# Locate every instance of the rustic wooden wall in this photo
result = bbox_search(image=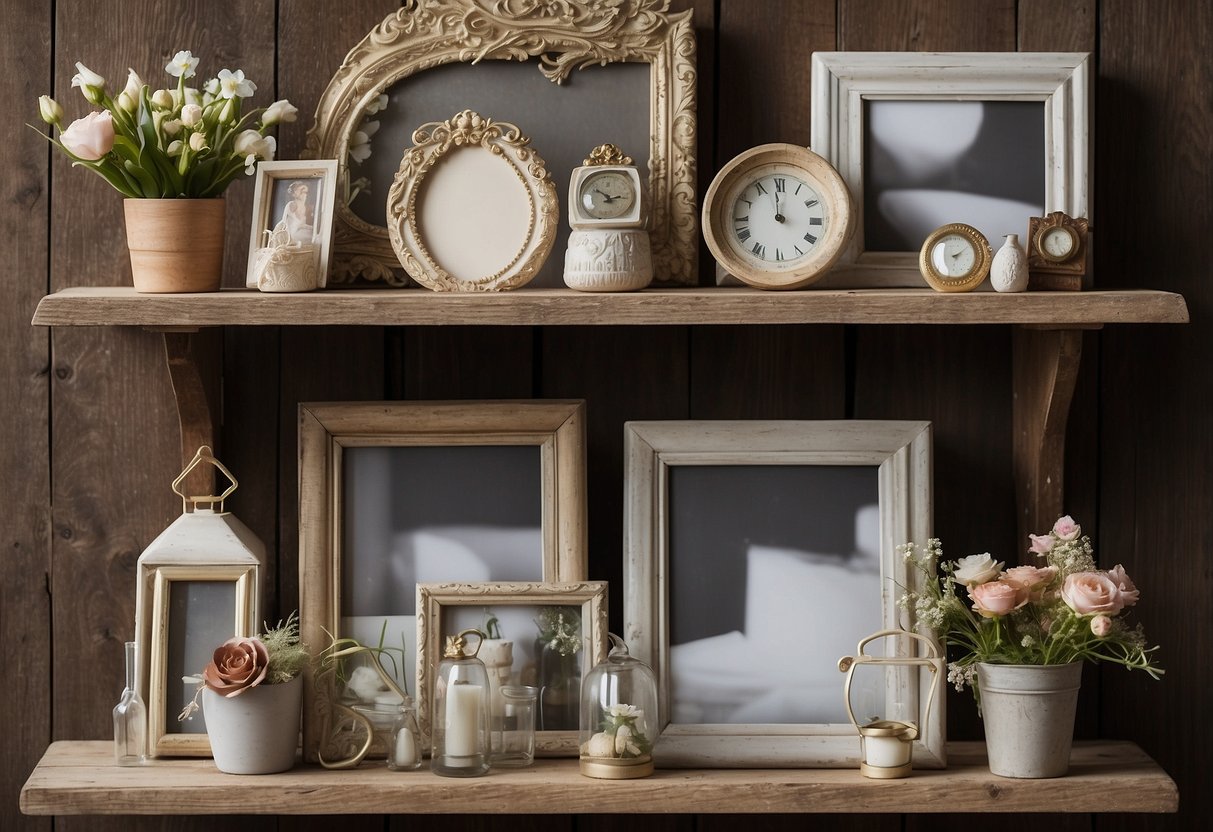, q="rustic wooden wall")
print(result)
[2,1,1209,830]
